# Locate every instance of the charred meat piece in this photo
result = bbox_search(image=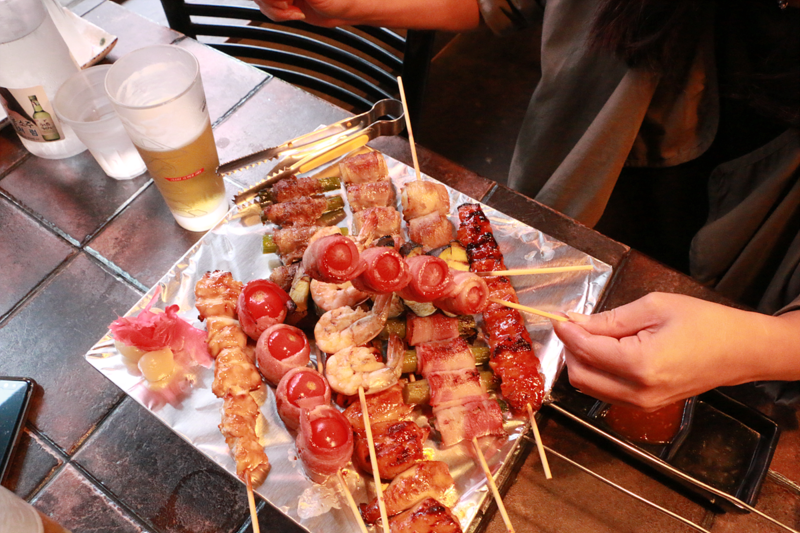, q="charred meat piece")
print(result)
[389,498,463,533]
[353,420,429,480]
[362,461,454,523]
